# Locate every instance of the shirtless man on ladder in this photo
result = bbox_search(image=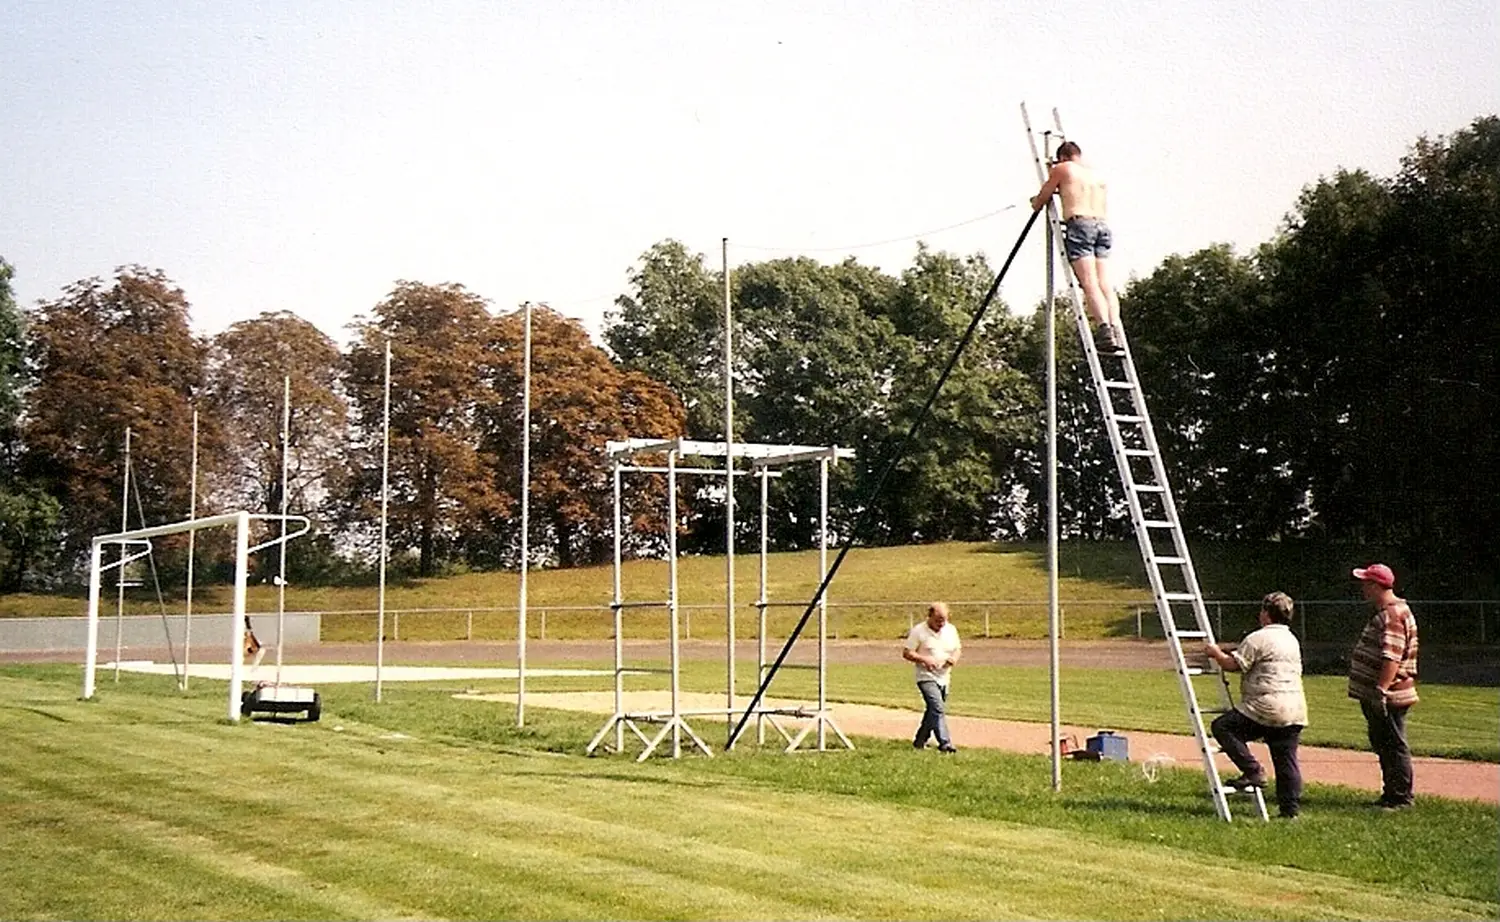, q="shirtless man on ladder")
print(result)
[1030,141,1124,354]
